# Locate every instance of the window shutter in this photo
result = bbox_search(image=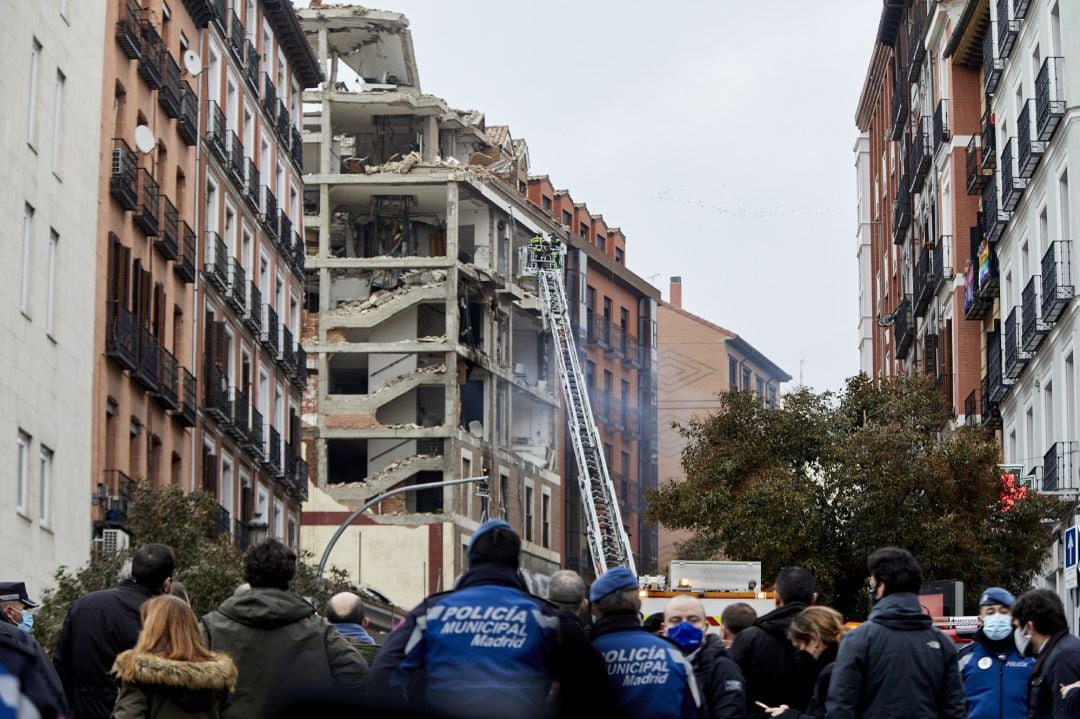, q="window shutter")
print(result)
[214,320,228,372]
[107,234,119,304]
[204,317,219,375]
[140,268,152,327]
[118,243,132,308]
[152,282,165,339]
[289,407,299,446]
